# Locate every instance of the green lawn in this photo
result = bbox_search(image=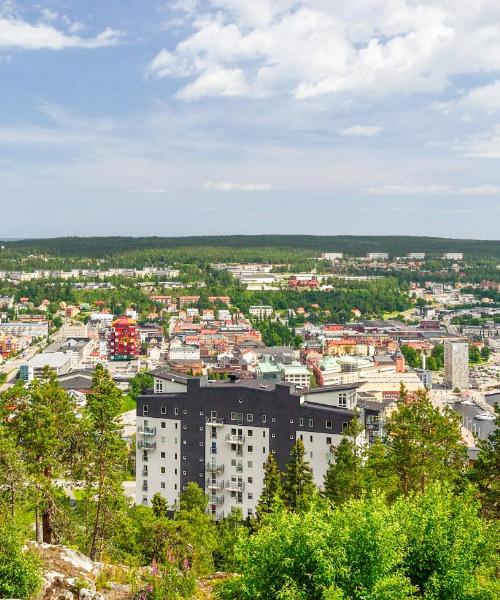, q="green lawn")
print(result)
[120,394,136,413]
